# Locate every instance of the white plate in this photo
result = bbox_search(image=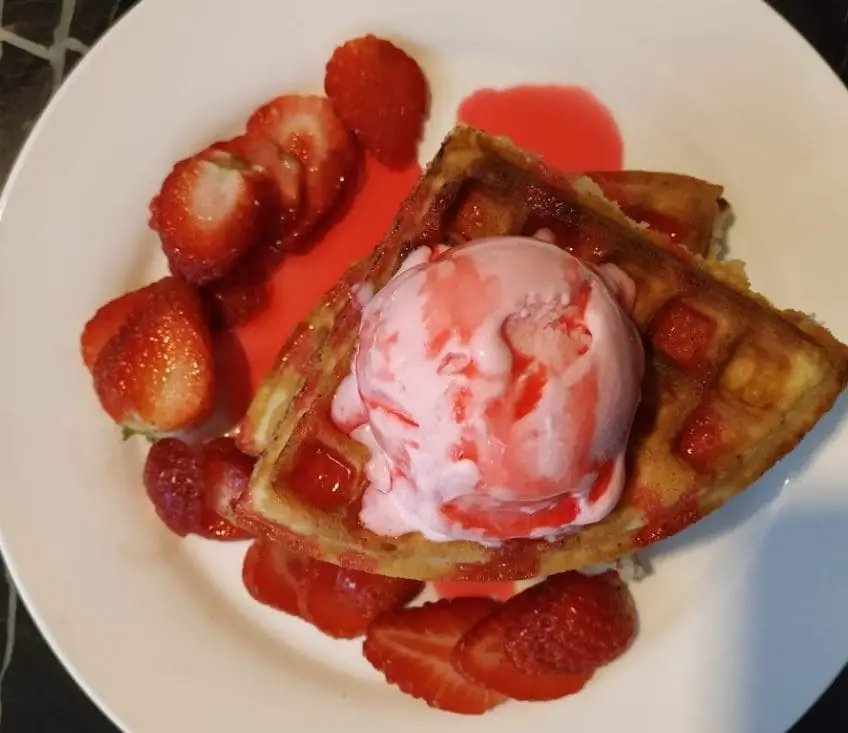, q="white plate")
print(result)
[1,0,848,730]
